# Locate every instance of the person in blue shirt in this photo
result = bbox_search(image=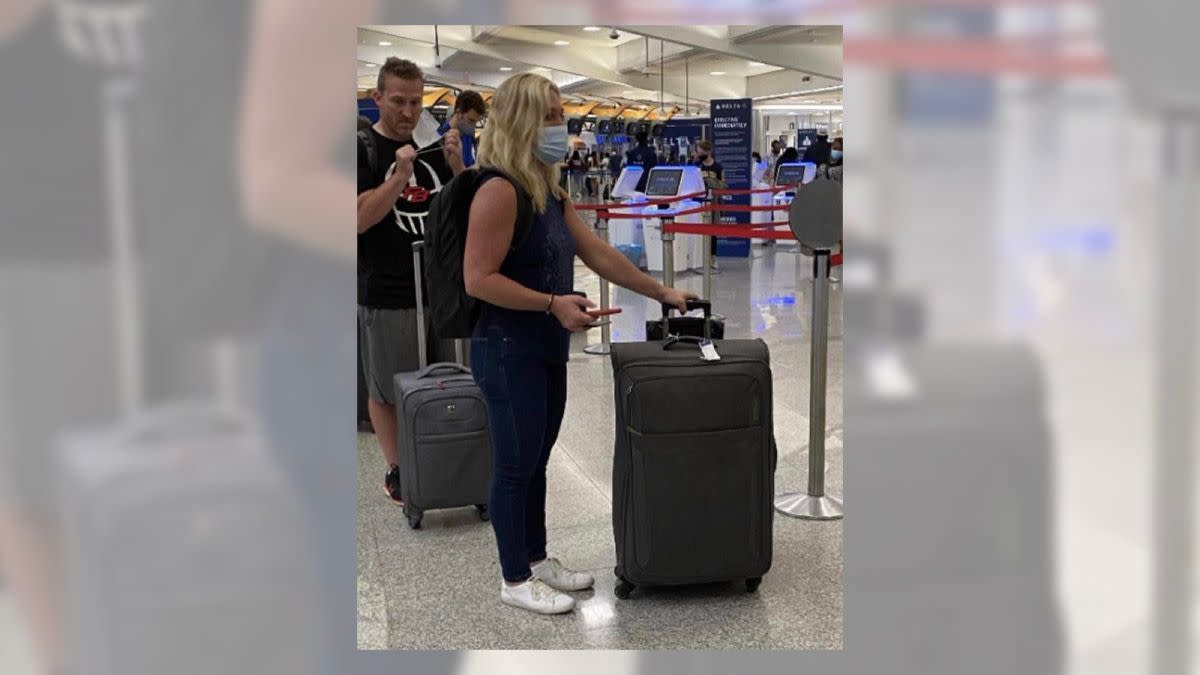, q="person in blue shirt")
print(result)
[625,130,658,193]
[438,90,487,168]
